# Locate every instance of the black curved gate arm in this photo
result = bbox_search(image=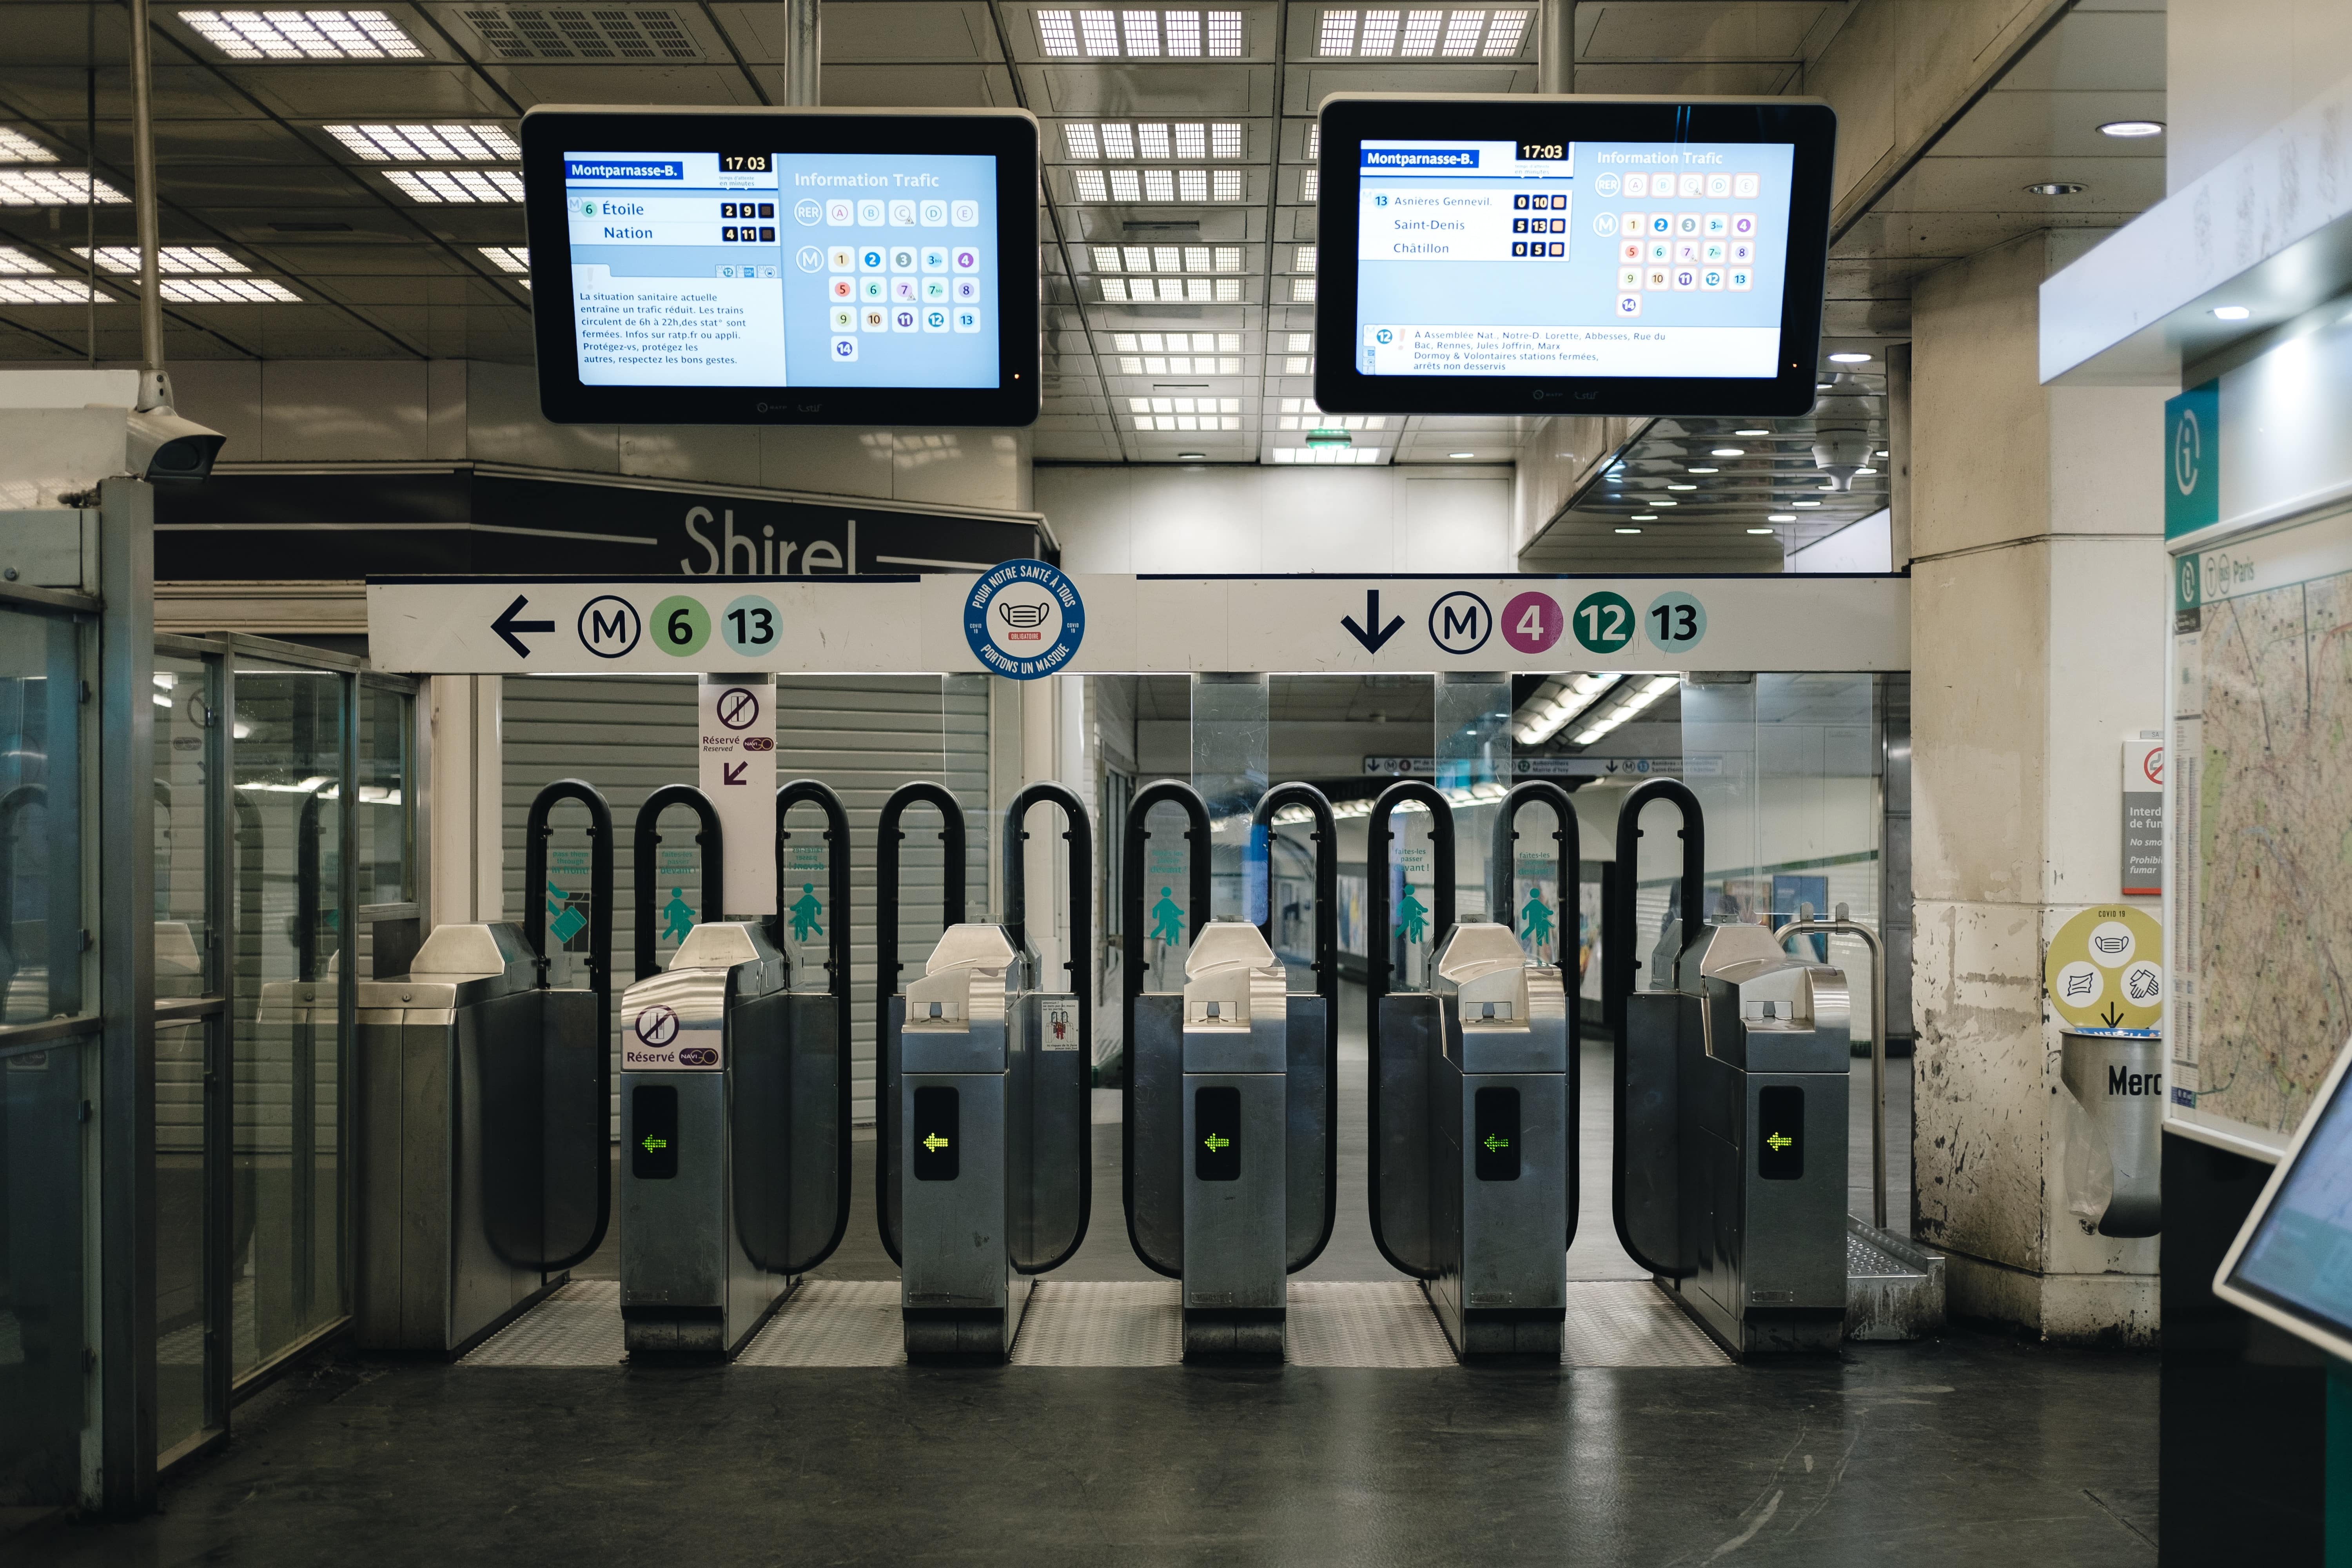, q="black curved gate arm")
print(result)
[778,779,855,1272]
[1492,780,1579,1251]
[1003,781,1094,1274]
[1604,777,1704,1279]
[1365,780,1456,1281]
[873,781,967,1268]
[522,779,616,1272]
[1120,779,1211,1280]
[633,785,724,982]
[1253,783,1339,1272]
